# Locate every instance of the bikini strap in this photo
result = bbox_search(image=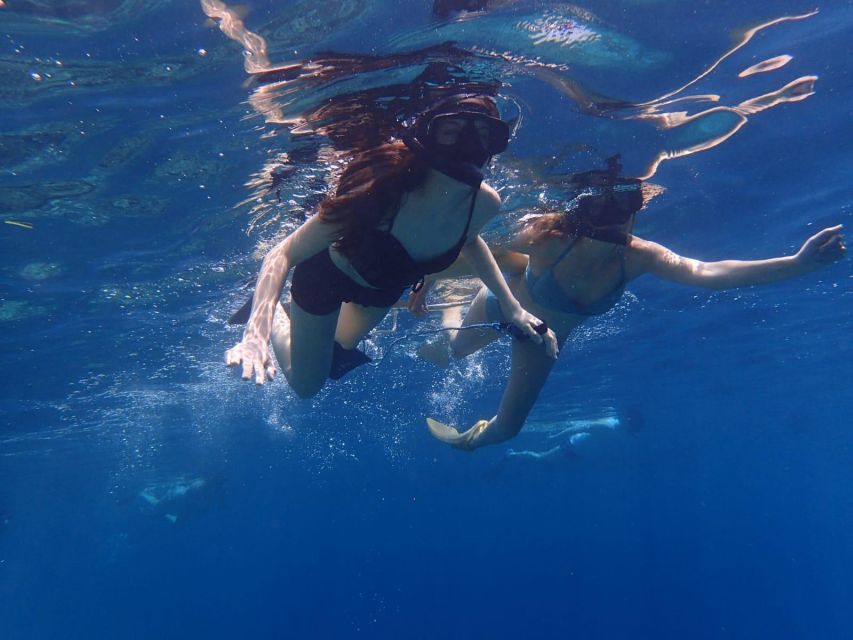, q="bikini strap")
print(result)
[460,187,477,241]
[385,205,401,233]
[549,236,580,270]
